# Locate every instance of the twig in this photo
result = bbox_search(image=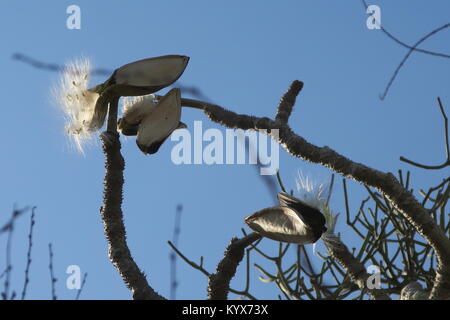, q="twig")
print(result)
[276,170,287,193]
[170,204,183,300]
[361,0,450,59]
[21,207,36,300]
[48,243,57,300]
[400,98,449,169]
[75,272,88,300]
[1,207,28,300]
[378,24,450,100]
[2,222,13,300]
[361,1,450,100]
[0,207,28,235]
[167,241,210,277]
